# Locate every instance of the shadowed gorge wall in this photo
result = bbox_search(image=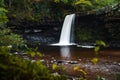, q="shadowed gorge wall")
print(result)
[7,11,120,47]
